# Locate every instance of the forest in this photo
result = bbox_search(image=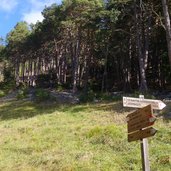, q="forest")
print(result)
[0,0,171,94]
